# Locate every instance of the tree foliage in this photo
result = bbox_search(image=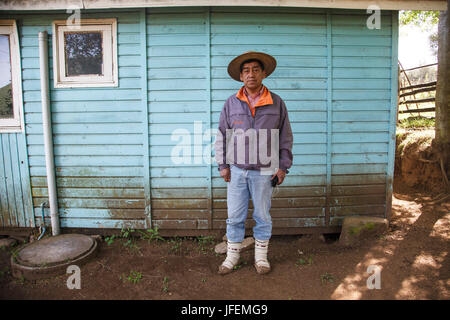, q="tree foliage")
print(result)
[400,10,440,30]
[400,10,440,56]
[64,32,103,76]
[0,83,13,118]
